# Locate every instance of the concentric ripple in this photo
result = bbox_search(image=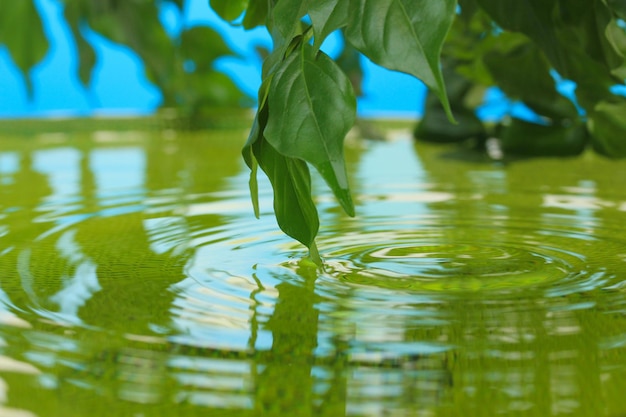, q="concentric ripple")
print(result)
[3,129,626,416]
[315,215,621,297]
